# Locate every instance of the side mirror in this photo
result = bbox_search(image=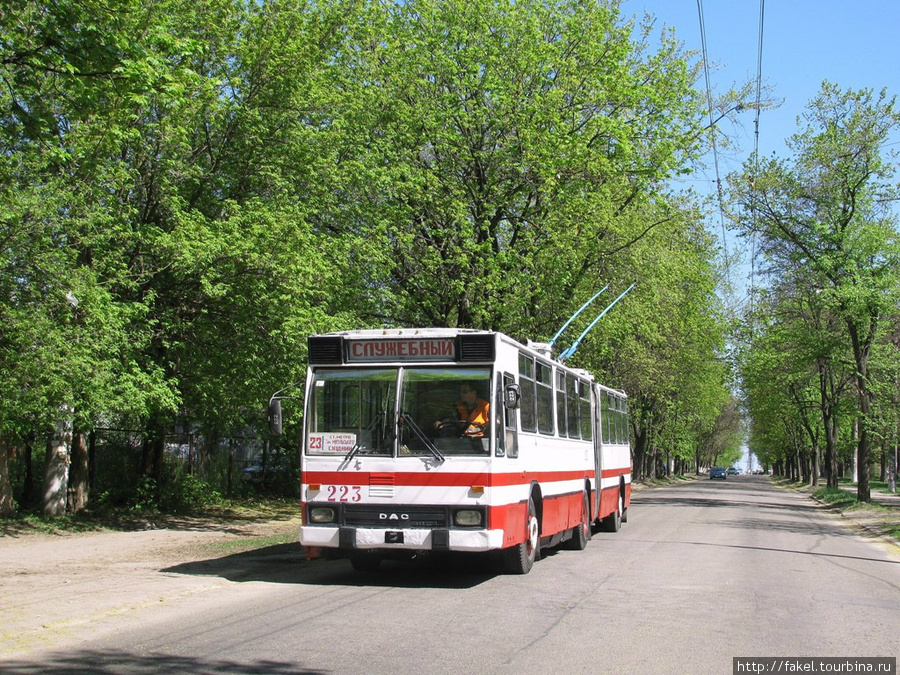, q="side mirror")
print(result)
[504,383,521,409]
[268,398,283,436]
